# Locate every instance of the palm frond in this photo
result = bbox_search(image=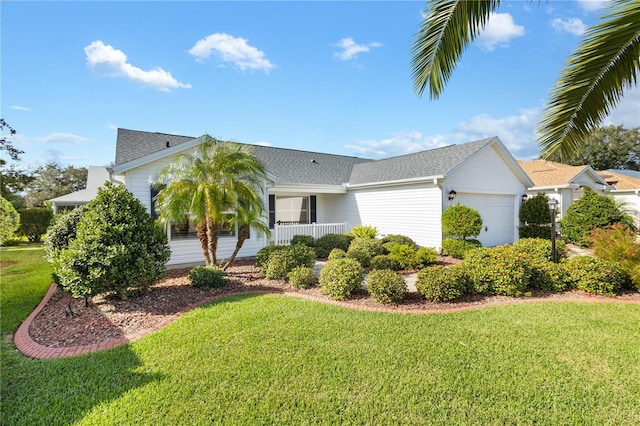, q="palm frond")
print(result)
[411,0,501,99]
[538,0,640,160]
